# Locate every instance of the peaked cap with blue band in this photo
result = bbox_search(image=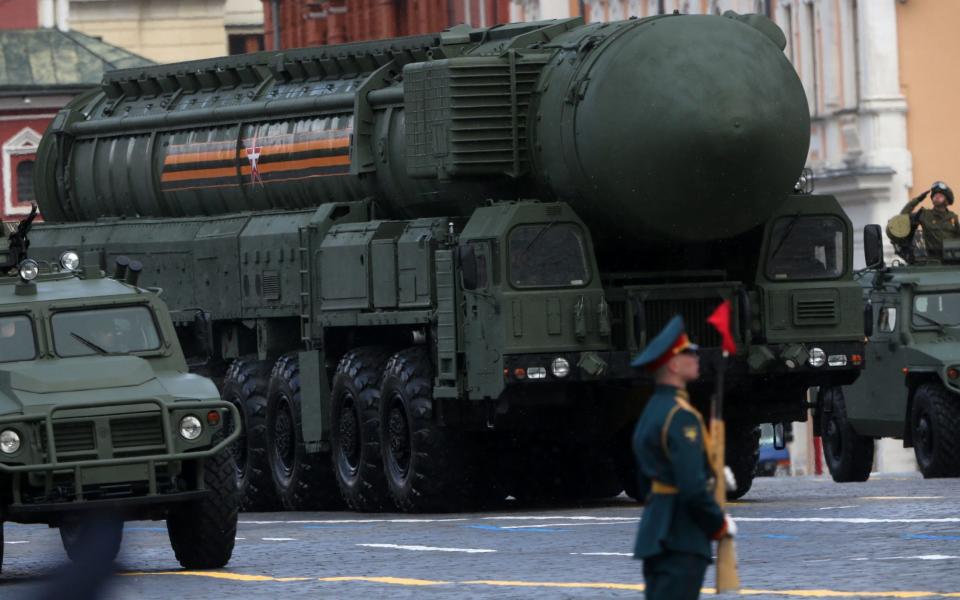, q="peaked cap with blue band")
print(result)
[630,315,699,370]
